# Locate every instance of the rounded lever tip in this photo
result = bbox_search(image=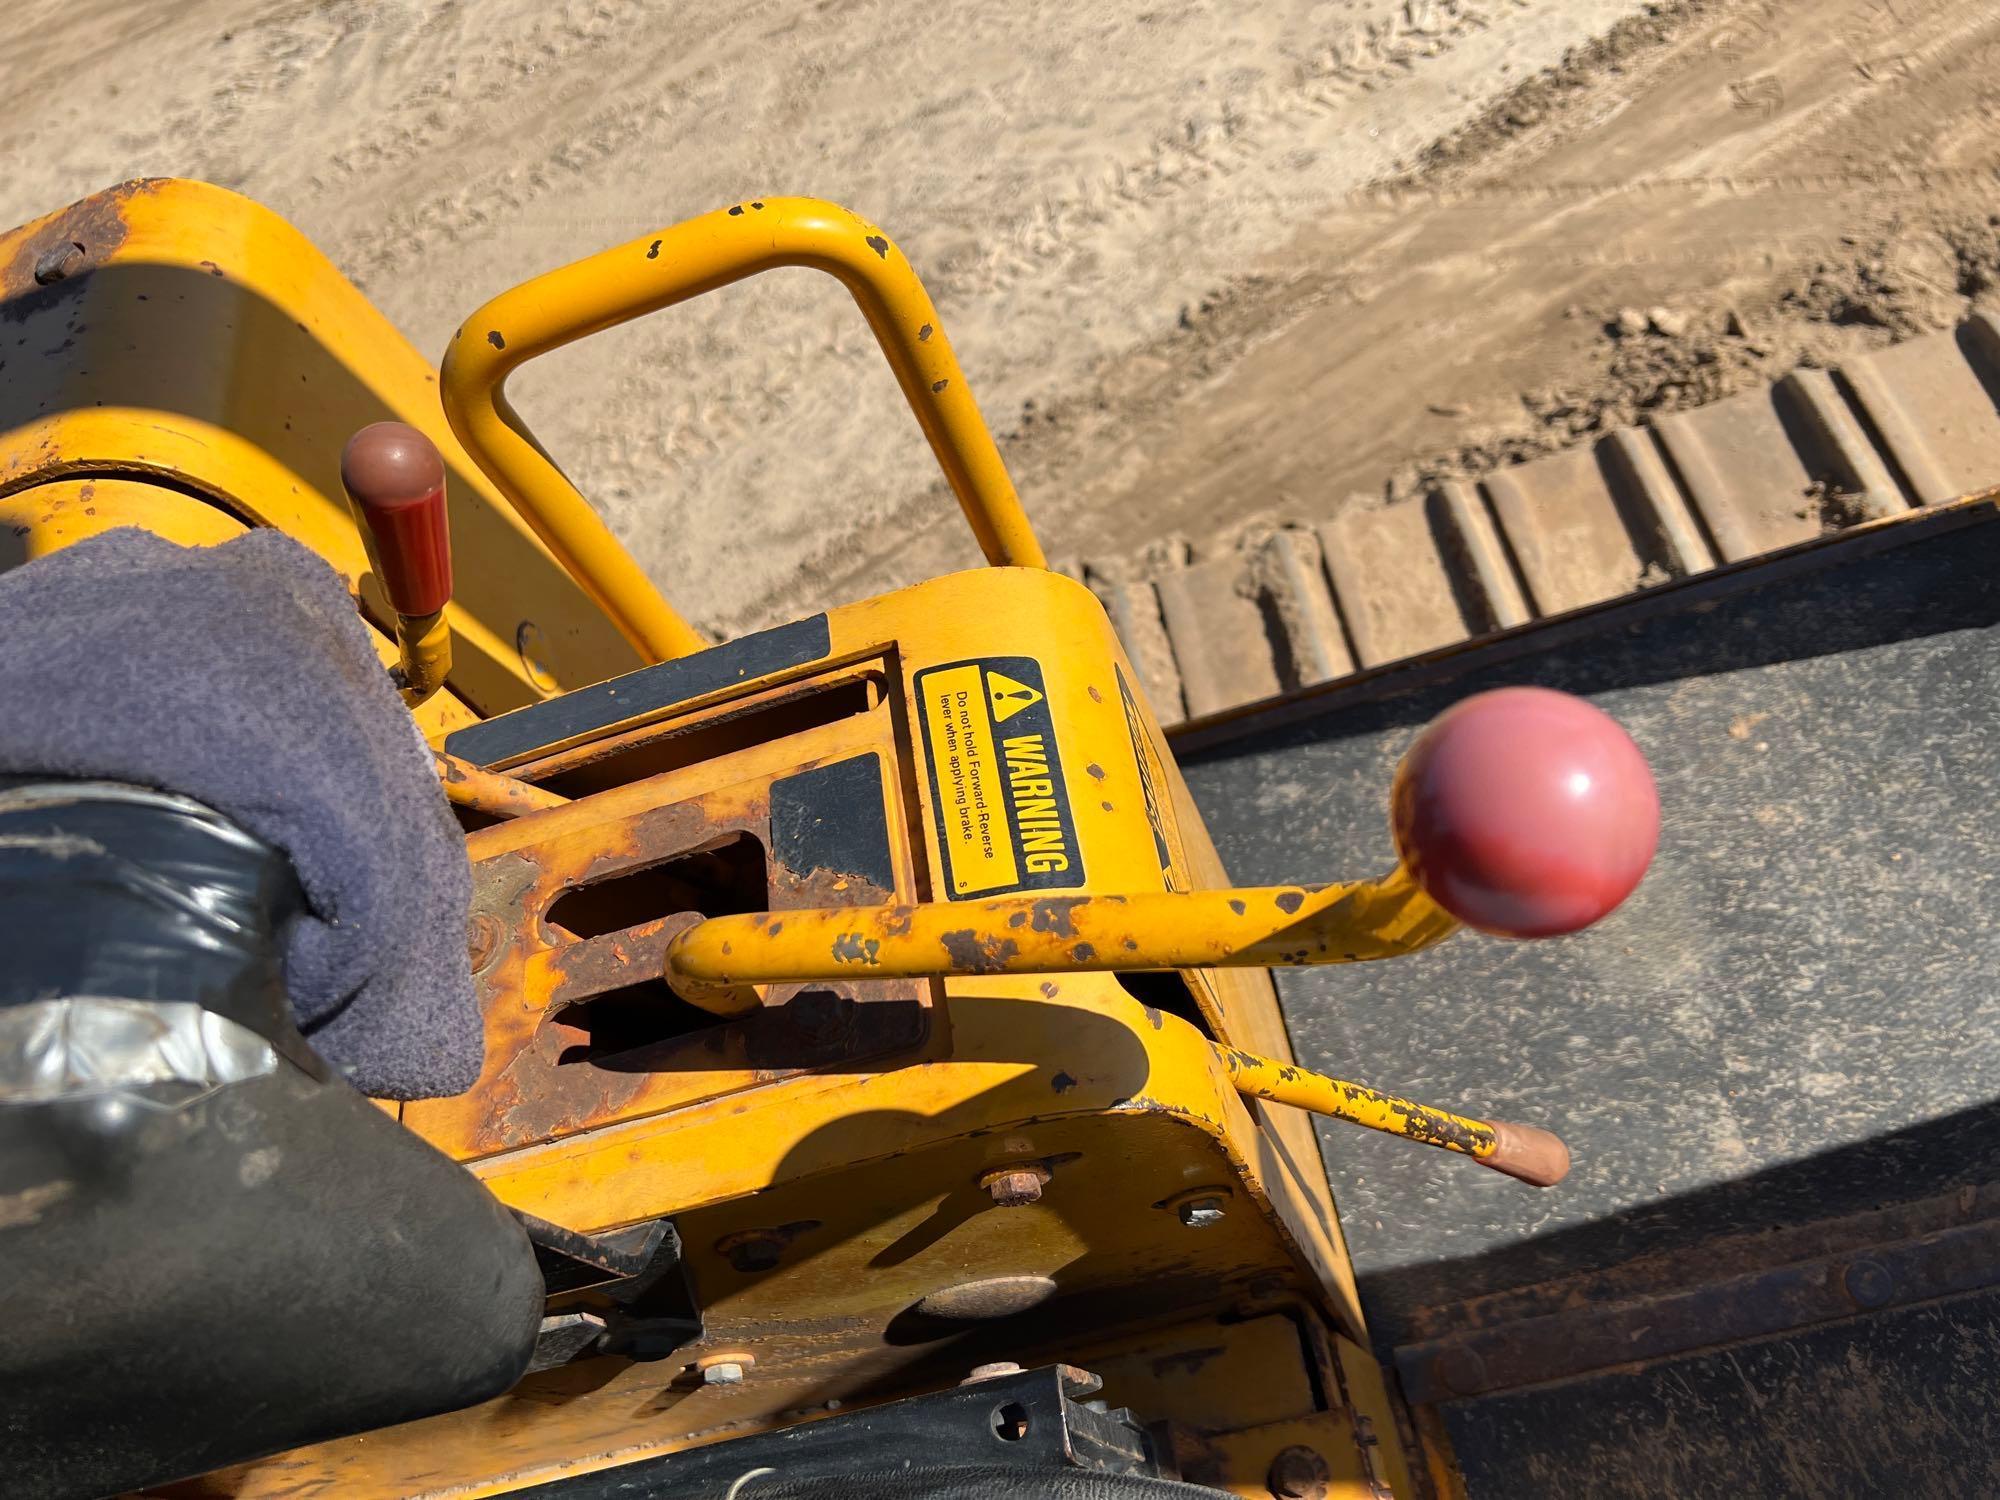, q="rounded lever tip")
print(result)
[341,421,452,617]
[1392,685,1659,937]
[1480,1121,1572,1187]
